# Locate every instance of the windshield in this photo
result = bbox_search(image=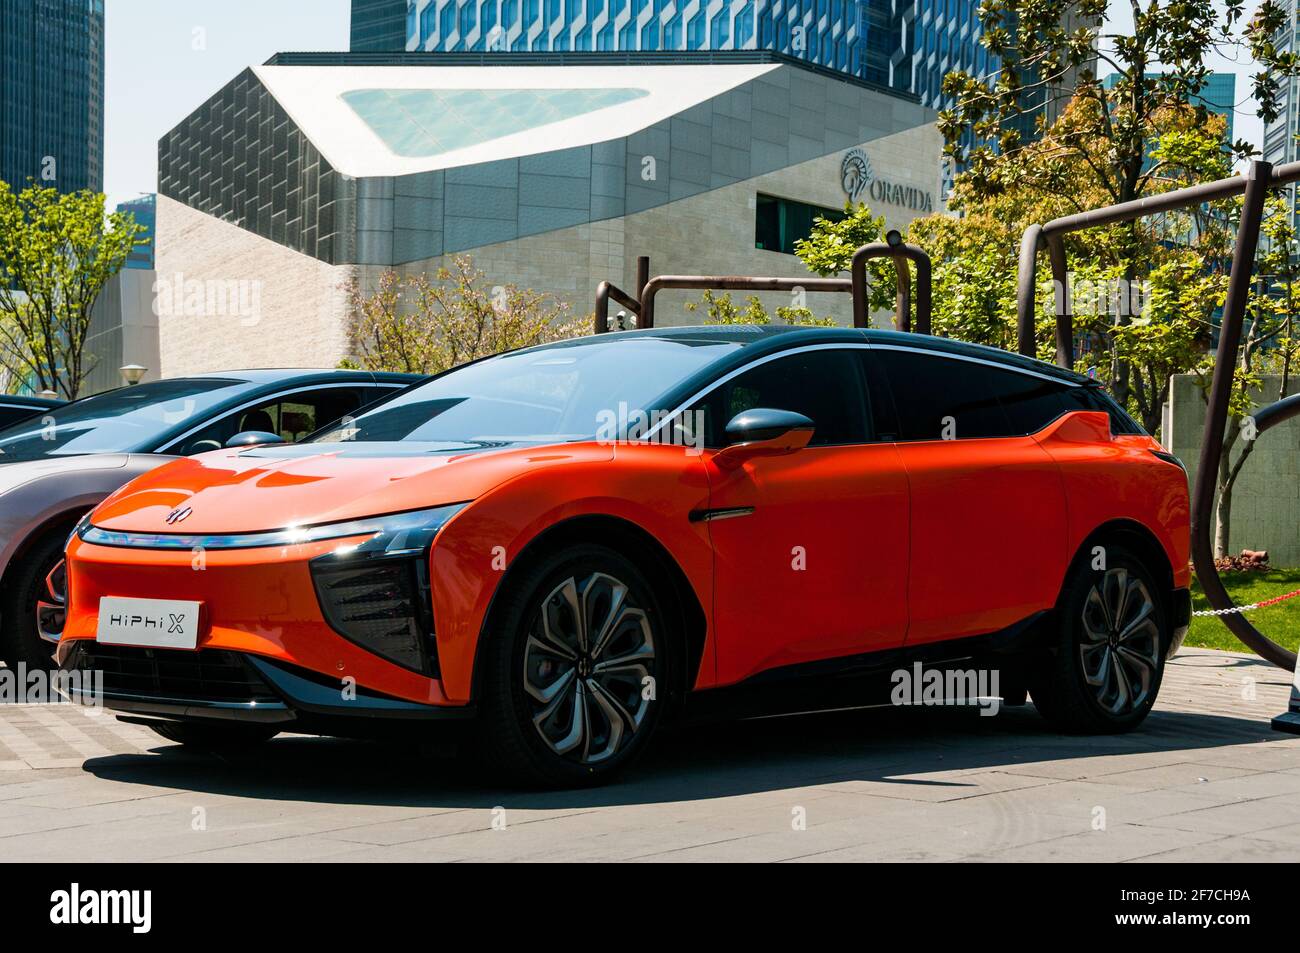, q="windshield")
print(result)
[0,378,252,462]
[308,337,740,446]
